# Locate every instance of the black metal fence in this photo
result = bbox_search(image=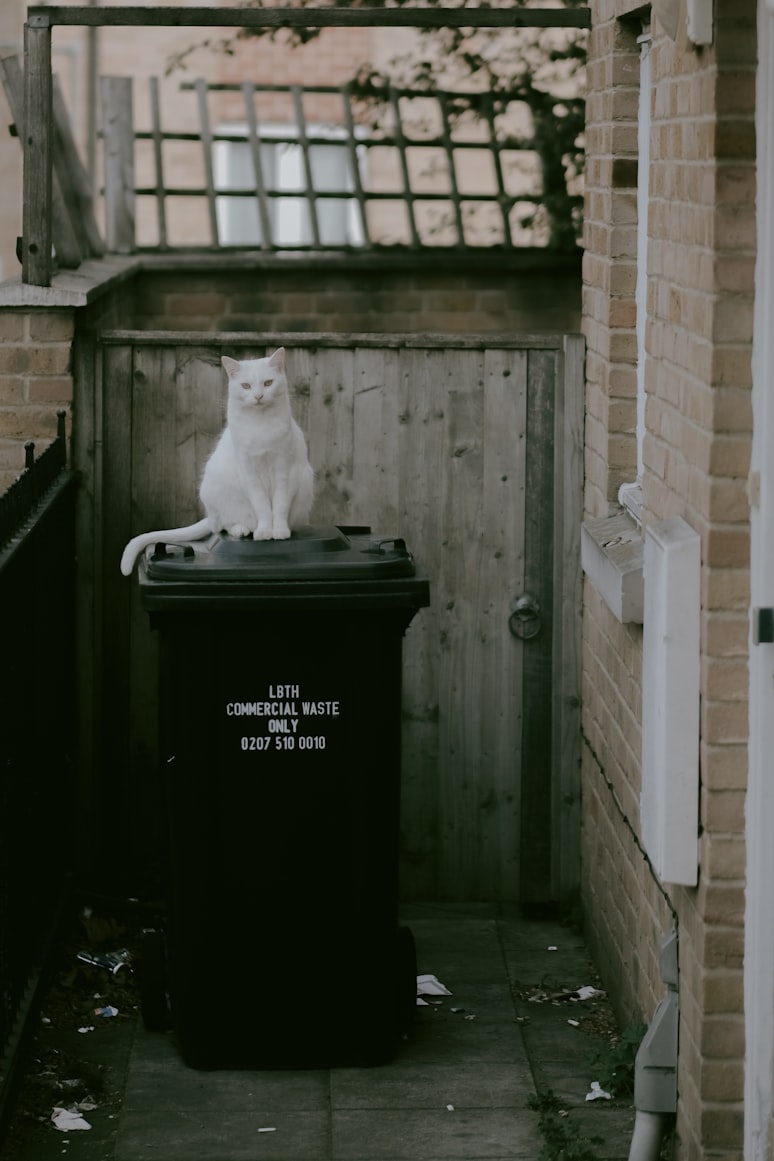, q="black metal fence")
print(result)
[0,413,77,1123]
